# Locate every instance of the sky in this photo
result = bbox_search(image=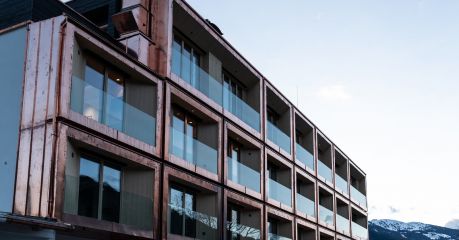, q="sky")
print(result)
[186,0,459,226]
